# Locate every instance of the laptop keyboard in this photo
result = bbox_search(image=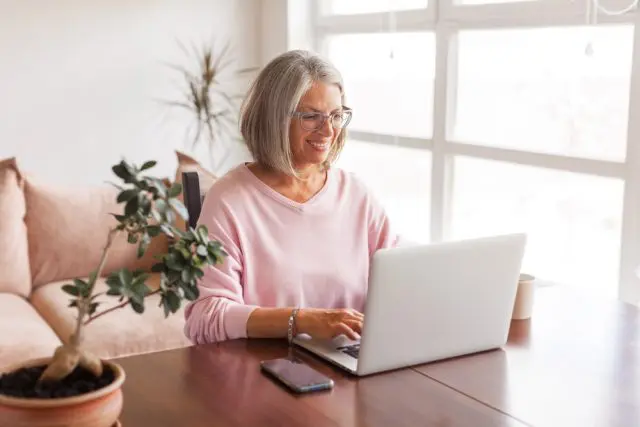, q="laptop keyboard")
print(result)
[337,344,360,359]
